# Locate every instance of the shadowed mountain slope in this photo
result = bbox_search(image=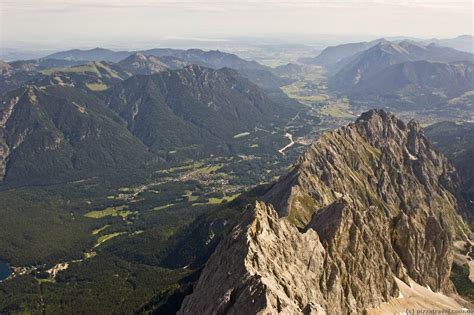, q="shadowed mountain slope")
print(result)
[104,65,302,155]
[0,85,155,186]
